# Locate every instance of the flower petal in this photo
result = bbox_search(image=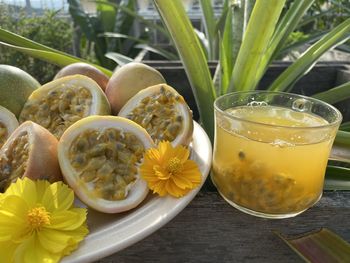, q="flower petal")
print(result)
[171,174,193,189]
[38,226,88,255]
[5,178,38,206]
[151,181,168,196]
[0,195,29,242]
[15,234,61,263]
[0,240,18,262]
[172,145,190,163]
[48,209,87,231]
[41,182,74,213]
[165,180,184,198]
